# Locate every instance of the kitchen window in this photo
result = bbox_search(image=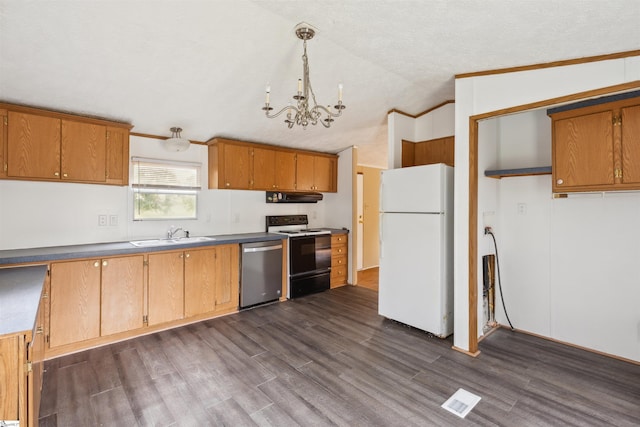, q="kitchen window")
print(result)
[132,157,201,220]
